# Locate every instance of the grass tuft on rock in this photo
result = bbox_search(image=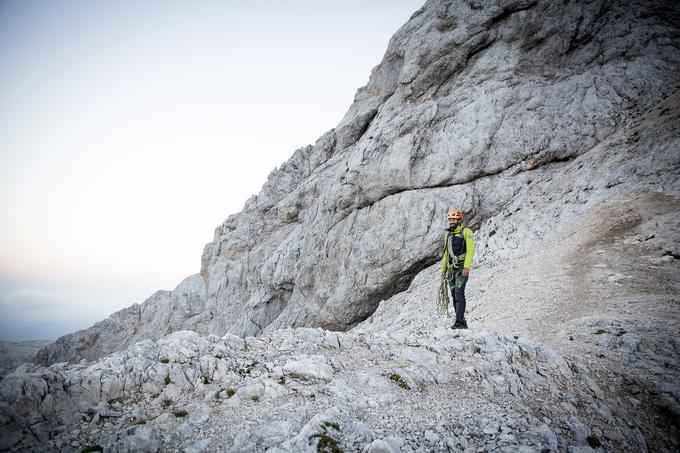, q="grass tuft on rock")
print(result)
[159,357,169,364]
[389,373,410,390]
[173,409,188,418]
[164,376,171,385]
[587,434,602,448]
[226,387,235,398]
[131,418,146,425]
[310,424,343,453]
[594,329,607,335]
[251,394,260,402]
[161,399,173,408]
[80,446,103,453]
[321,421,341,431]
